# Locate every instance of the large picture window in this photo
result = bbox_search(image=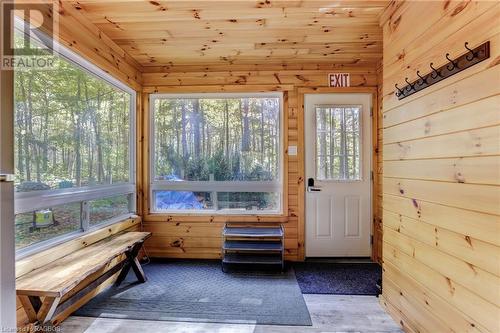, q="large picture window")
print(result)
[13,24,136,254]
[150,93,282,214]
